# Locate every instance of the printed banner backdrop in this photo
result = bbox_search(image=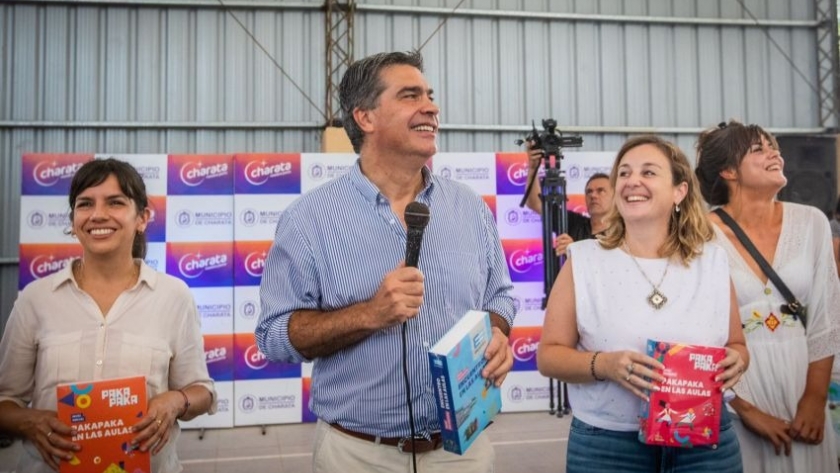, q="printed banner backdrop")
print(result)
[19,150,614,427]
